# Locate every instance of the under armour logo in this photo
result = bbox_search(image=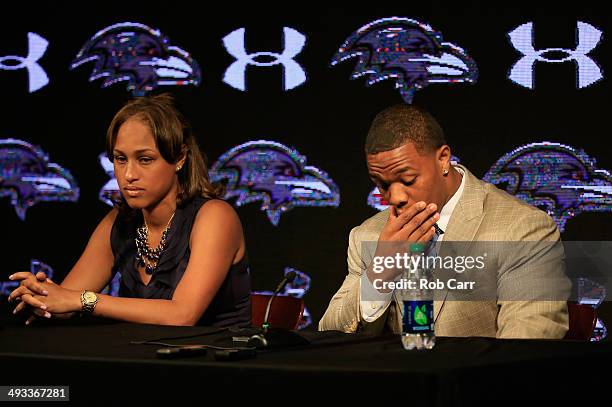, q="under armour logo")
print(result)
[508,21,603,89]
[222,27,307,91]
[0,32,49,93]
